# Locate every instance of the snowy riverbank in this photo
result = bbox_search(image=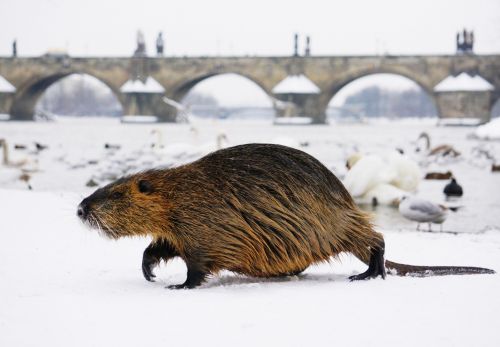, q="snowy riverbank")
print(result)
[1,117,500,346]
